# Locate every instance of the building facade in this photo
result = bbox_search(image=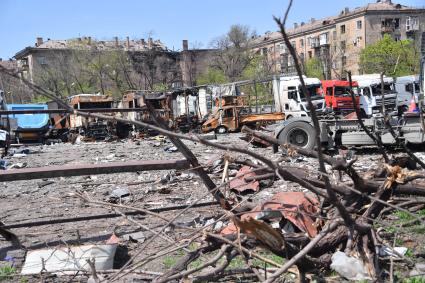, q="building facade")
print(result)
[252,0,425,78]
[14,36,215,98]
